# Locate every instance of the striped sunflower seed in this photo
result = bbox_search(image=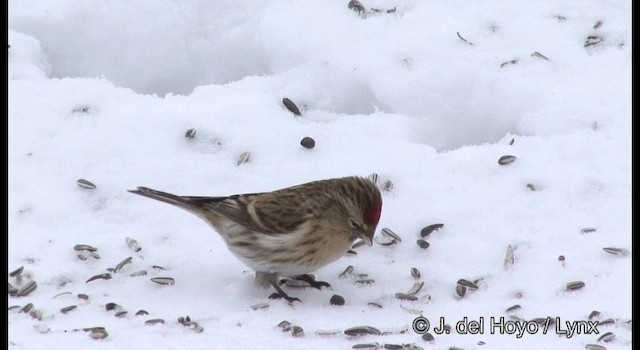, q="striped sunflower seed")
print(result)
[395,293,418,301]
[505,304,521,313]
[152,265,167,271]
[114,257,133,273]
[237,152,251,166]
[9,266,24,277]
[129,270,147,277]
[340,265,354,278]
[115,310,128,318]
[416,239,430,249]
[86,274,111,283]
[291,325,305,337]
[457,279,479,290]
[145,319,165,326]
[76,179,97,189]
[410,267,420,279]
[588,310,600,320]
[422,333,435,341]
[420,224,444,237]
[74,244,98,252]
[278,320,291,331]
[77,293,89,300]
[60,305,77,314]
[355,279,375,285]
[344,326,382,336]
[352,342,380,349]
[602,247,628,256]
[135,310,149,316]
[29,309,43,320]
[381,228,401,242]
[367,173,378,184]
[282,98,302,116]
[581,228,597,234]
[20,303,34,313]
[383,344,403,350]
[584,36,604,48]
[151,277,175,285]
[498,155,517,165]
[53,291,73,298]
[406,282,424,296]
[584,344,606,350]
[598,332,615,342]
[315,329,342,336]
[455,285,466,298]
[566,281,585,291]
[352,240,368,249]
[185,128,197,139]
[250,302,269,310]
[16,280,37,297]
[126,237,142,252]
